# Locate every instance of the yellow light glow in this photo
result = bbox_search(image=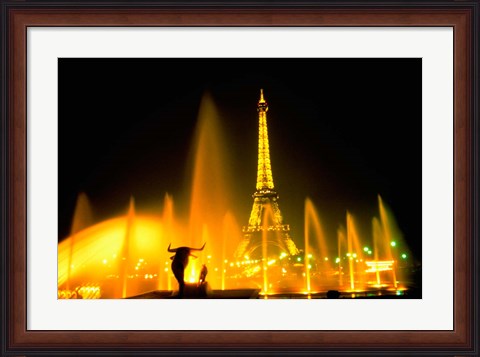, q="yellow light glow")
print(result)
[365,260,394,273]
